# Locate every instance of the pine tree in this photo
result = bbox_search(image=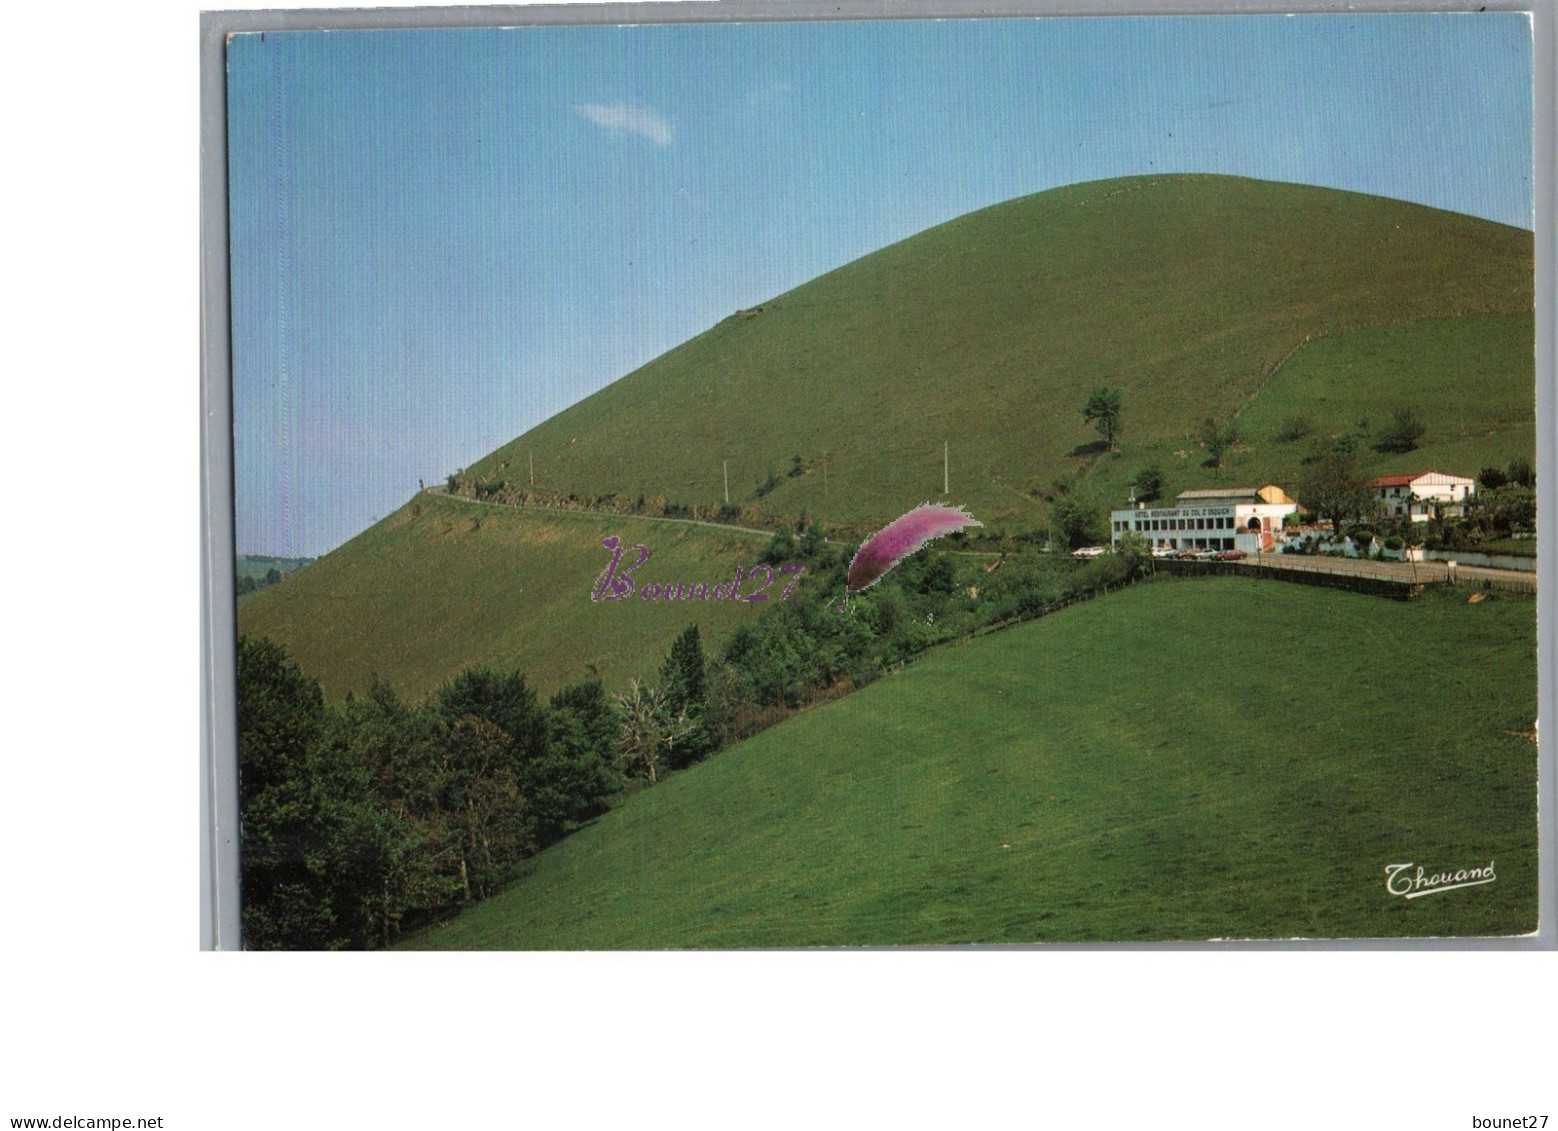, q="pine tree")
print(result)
[660,624,709,767]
